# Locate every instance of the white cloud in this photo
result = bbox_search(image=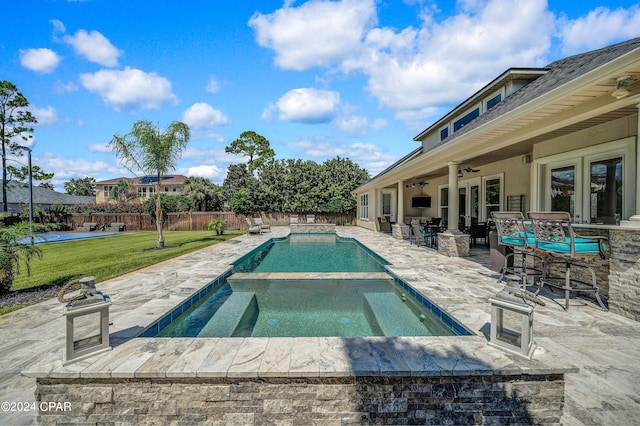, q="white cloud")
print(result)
[206,77,220,93]
[30,106,58,126]
[249,0,377,70]
[288,137,390,175]
[371,118,388,131]
[79,67,178,111]
[88,143,111,153]
[336,115,368,137]
[19,48,61,73]
[185,164,224,179]
[253,0,556,128]
[182,102,230,139]
[64,29,122,67]
[276,88,340,123]
[557,6,640,55]
[38,152,111,190]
